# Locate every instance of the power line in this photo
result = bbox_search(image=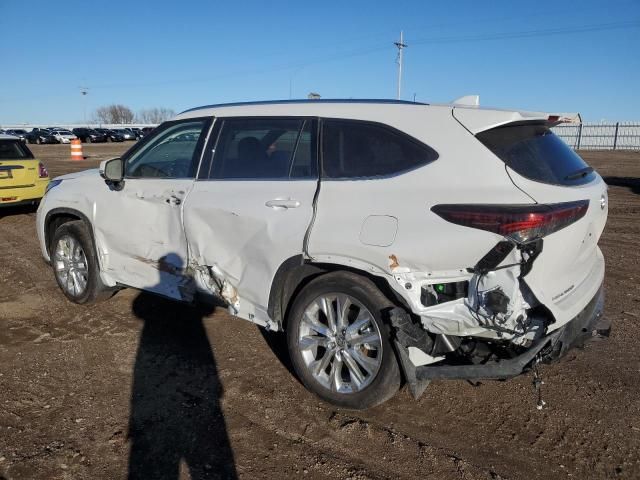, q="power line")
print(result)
[29,19,640,95]
[411,20,640,46]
